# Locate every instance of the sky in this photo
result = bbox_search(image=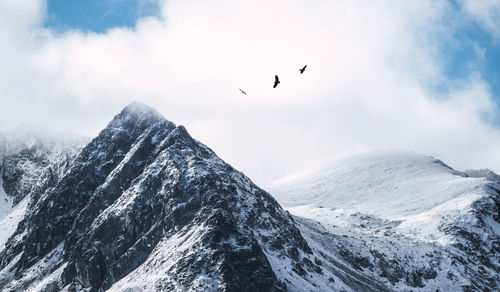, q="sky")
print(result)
[0,0,500,184]
[44,0,160,33]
